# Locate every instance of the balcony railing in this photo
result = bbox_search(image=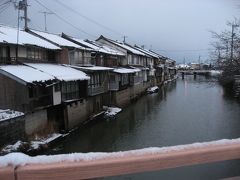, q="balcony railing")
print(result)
[0,57,11,64]
[88,86,105,96]
[109,82,119,91]
[29,95,53,110]
[130,76,143,85]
